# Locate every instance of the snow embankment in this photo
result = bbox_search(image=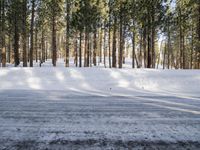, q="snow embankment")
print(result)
[0,68,199,97]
